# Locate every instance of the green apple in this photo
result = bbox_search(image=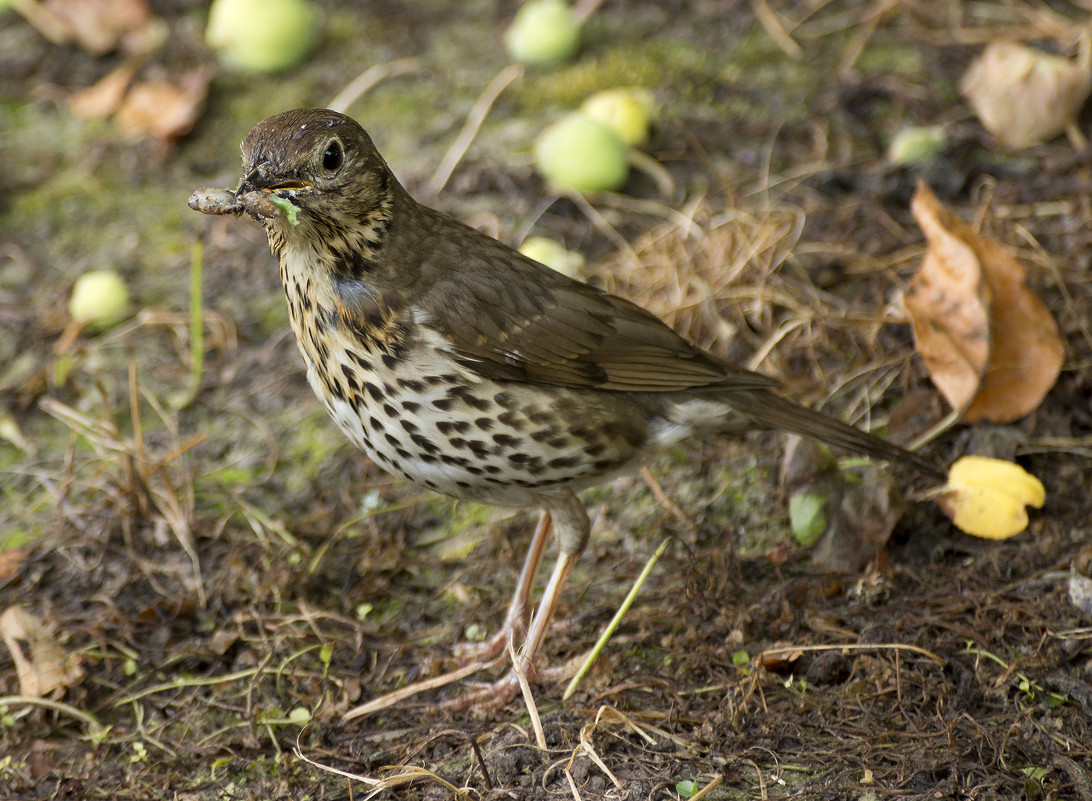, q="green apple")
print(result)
[887,125,947,166]
[534,113,628,192]
[581,88,655,147]
[504,0,579,67]
[69,270,130,328]
[206,0,316,73]
[518,236,585,279]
